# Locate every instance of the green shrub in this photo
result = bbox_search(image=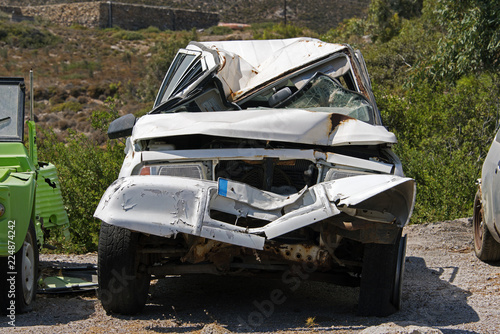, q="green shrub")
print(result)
[48,90,69,105]
[50,101,82,113]
[87,84,106,99]
[252,23,315,40]
[0,20,59,48]
[321,17,366,47]
[140,26,161,34]
[70,24,88,30]
[206,25,233,35]
[112,30,144,41]
[430,0,500,81]
[37,100,124,253]
[378,74,500,223]
[0,47,7,59]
